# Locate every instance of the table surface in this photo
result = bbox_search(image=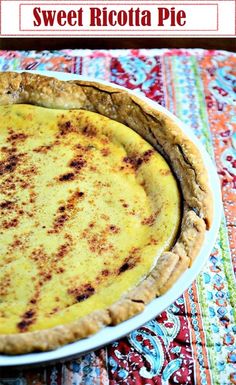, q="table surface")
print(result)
[0,48,235,385]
